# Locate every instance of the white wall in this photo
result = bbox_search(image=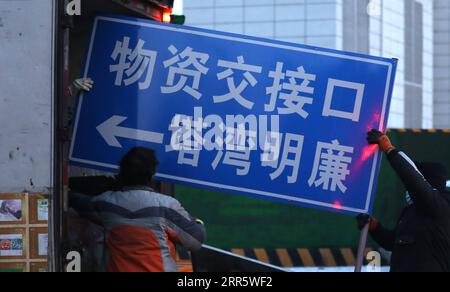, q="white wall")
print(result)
[0,0,55,193]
